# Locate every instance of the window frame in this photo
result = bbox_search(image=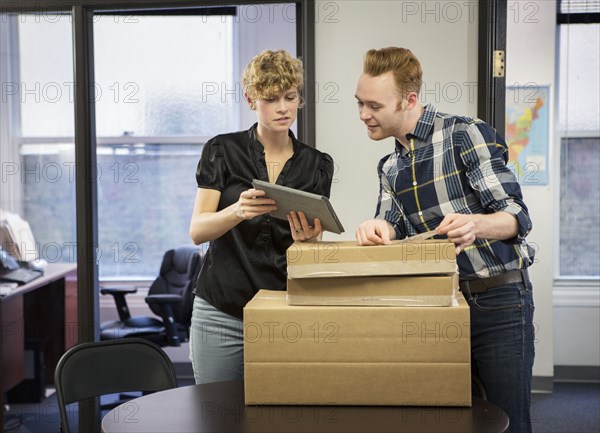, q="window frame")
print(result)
[554,7,600,283]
